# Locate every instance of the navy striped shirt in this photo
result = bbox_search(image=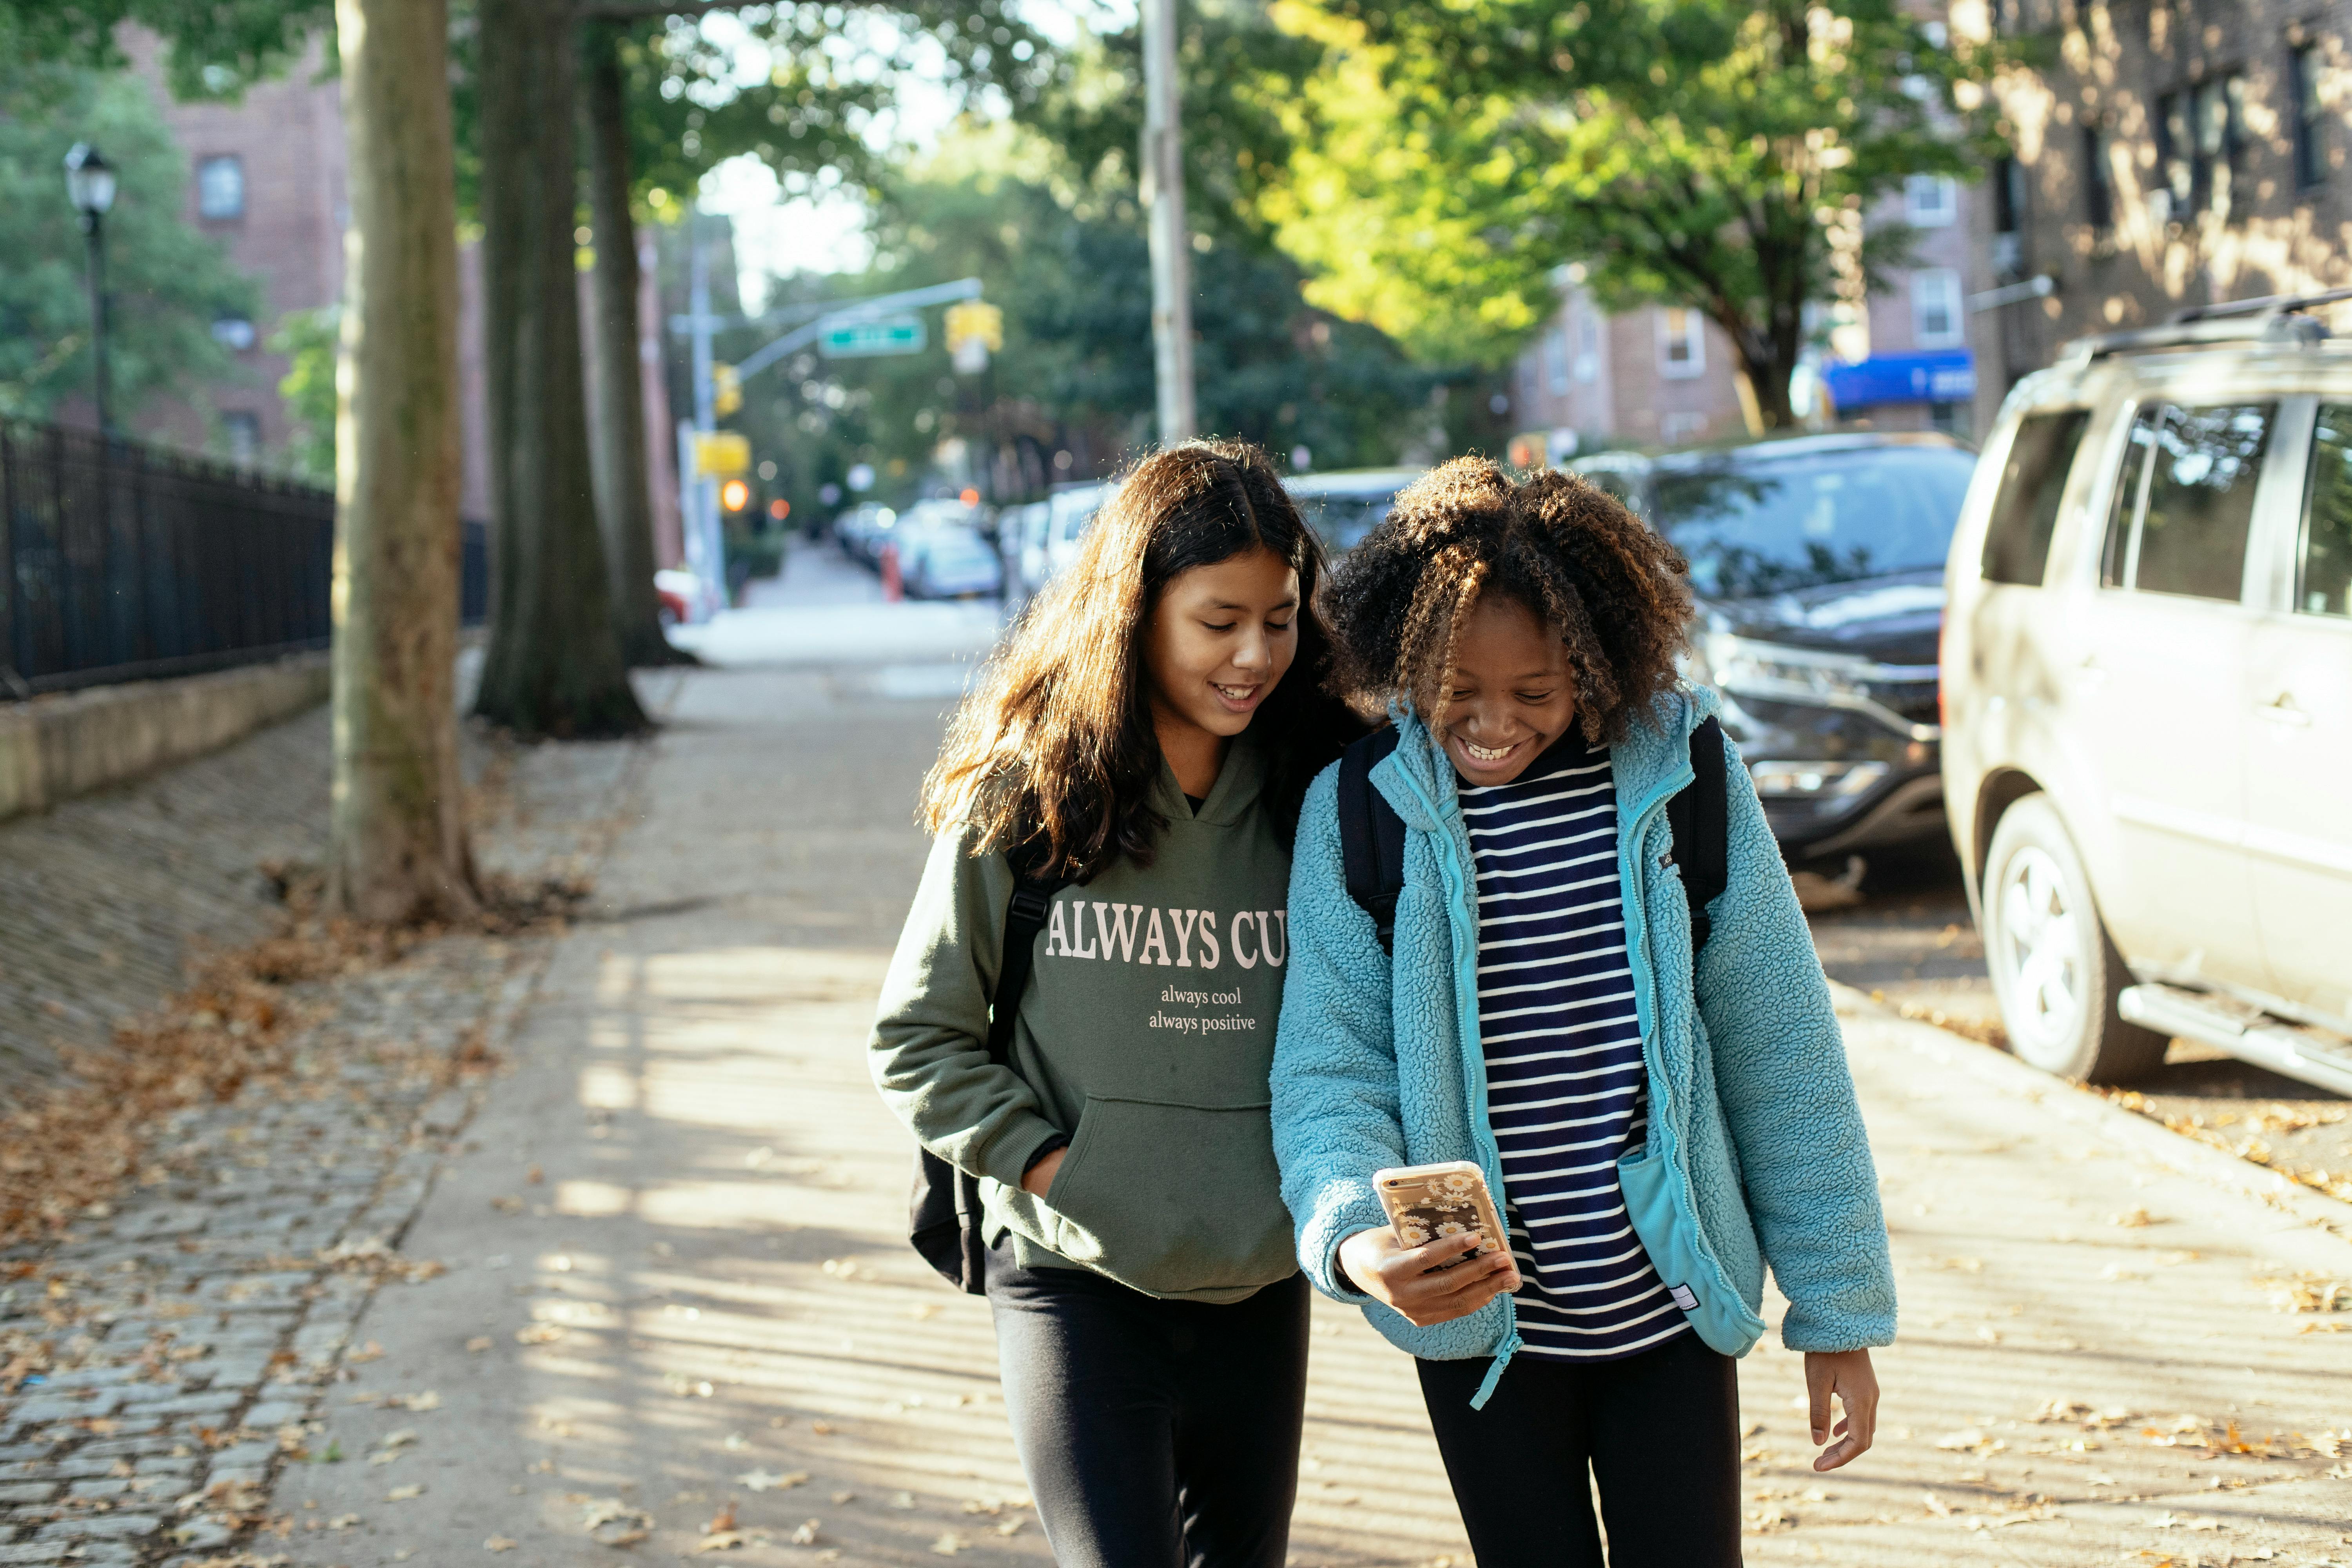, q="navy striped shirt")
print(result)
[1459,730,1689,1361]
